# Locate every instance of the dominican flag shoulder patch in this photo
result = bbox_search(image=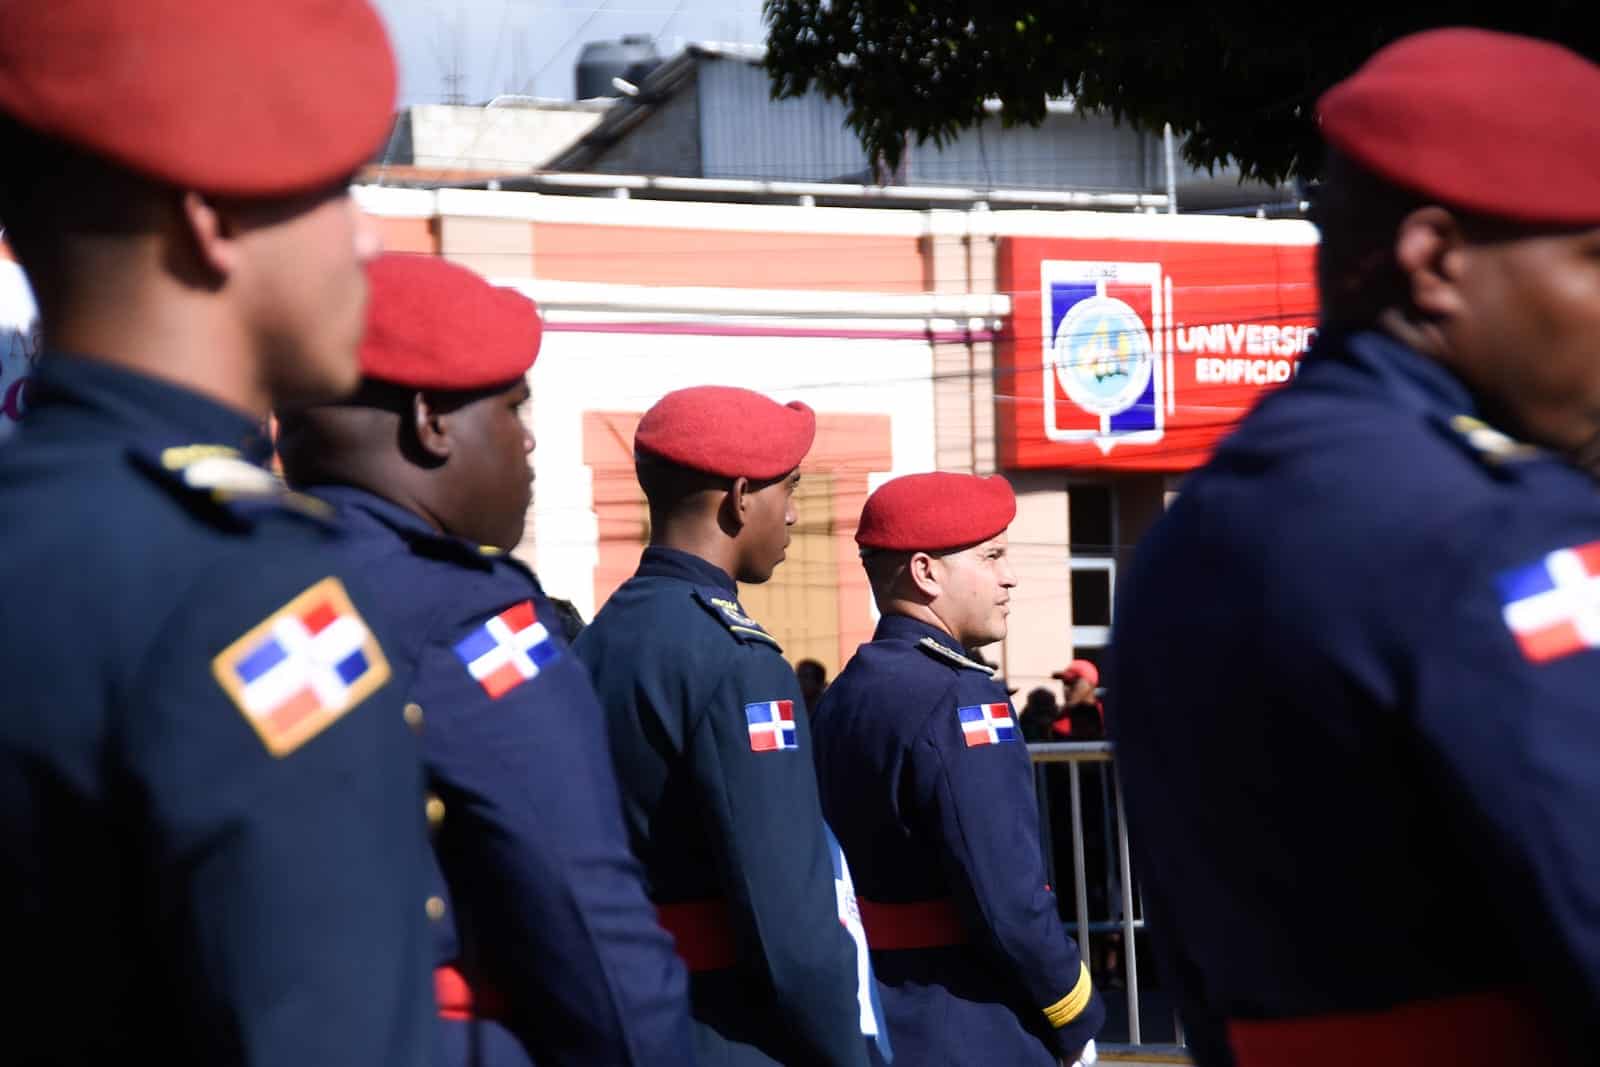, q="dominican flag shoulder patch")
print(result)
[453,600,559,698]
[958,702,1018,747]
[211,577,391,757]
[746,700,797,752]
[1498,540,1600,664]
